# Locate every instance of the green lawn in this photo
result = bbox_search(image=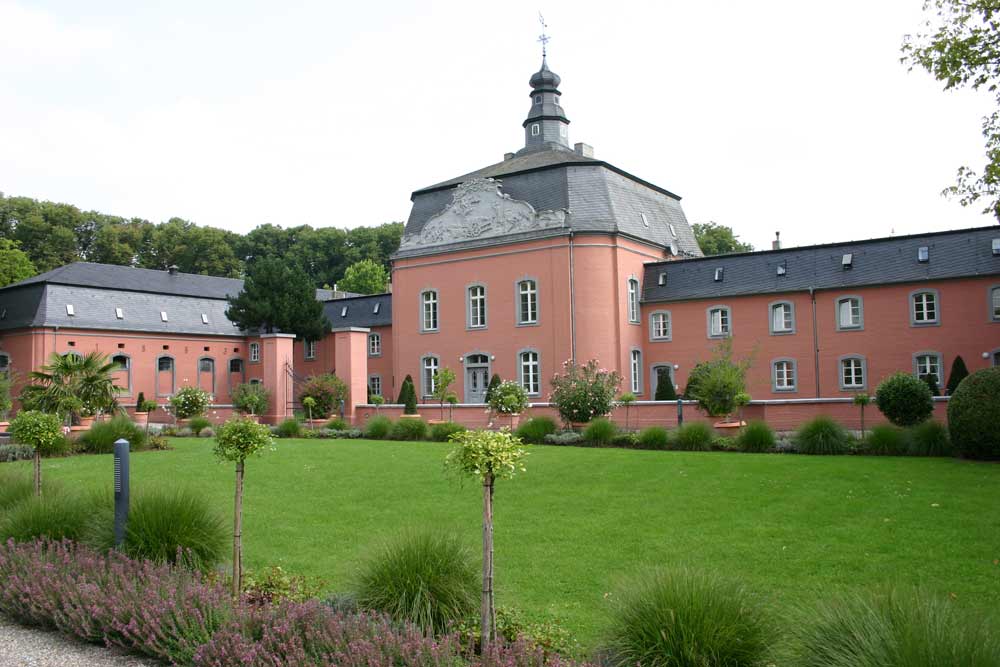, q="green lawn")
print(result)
[8,438,1000,647]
